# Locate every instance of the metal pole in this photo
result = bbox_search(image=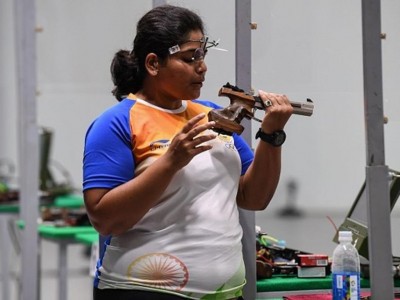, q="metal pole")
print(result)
[0,216,12,300]
[361,0,394,299]
[235,1,256,299]
[14,0,40,299]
